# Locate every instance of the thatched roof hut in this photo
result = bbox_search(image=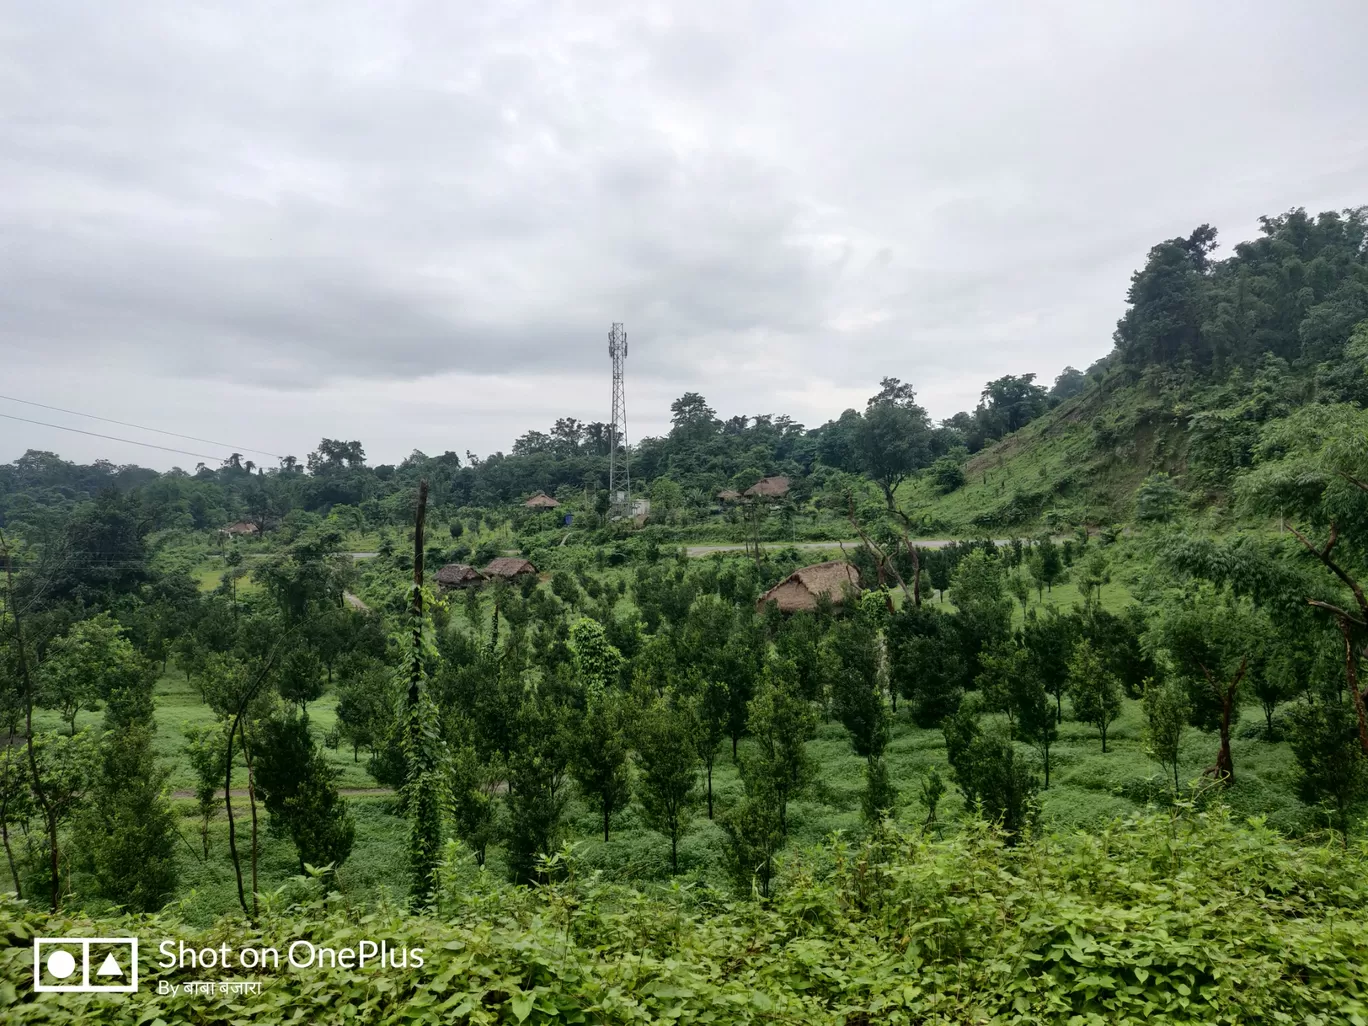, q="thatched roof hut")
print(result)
[524,492,561,509]
[744,475,790,499]
[483,556,537,579]
[220,521,260,536]
[757,561,860,613]
[434,563,486,591]
[717,489,741,502]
